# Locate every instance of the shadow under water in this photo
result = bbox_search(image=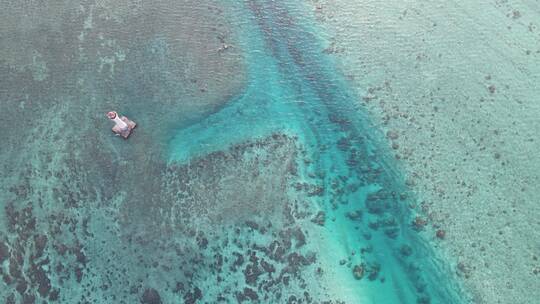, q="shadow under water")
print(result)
[0,0,467,303]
